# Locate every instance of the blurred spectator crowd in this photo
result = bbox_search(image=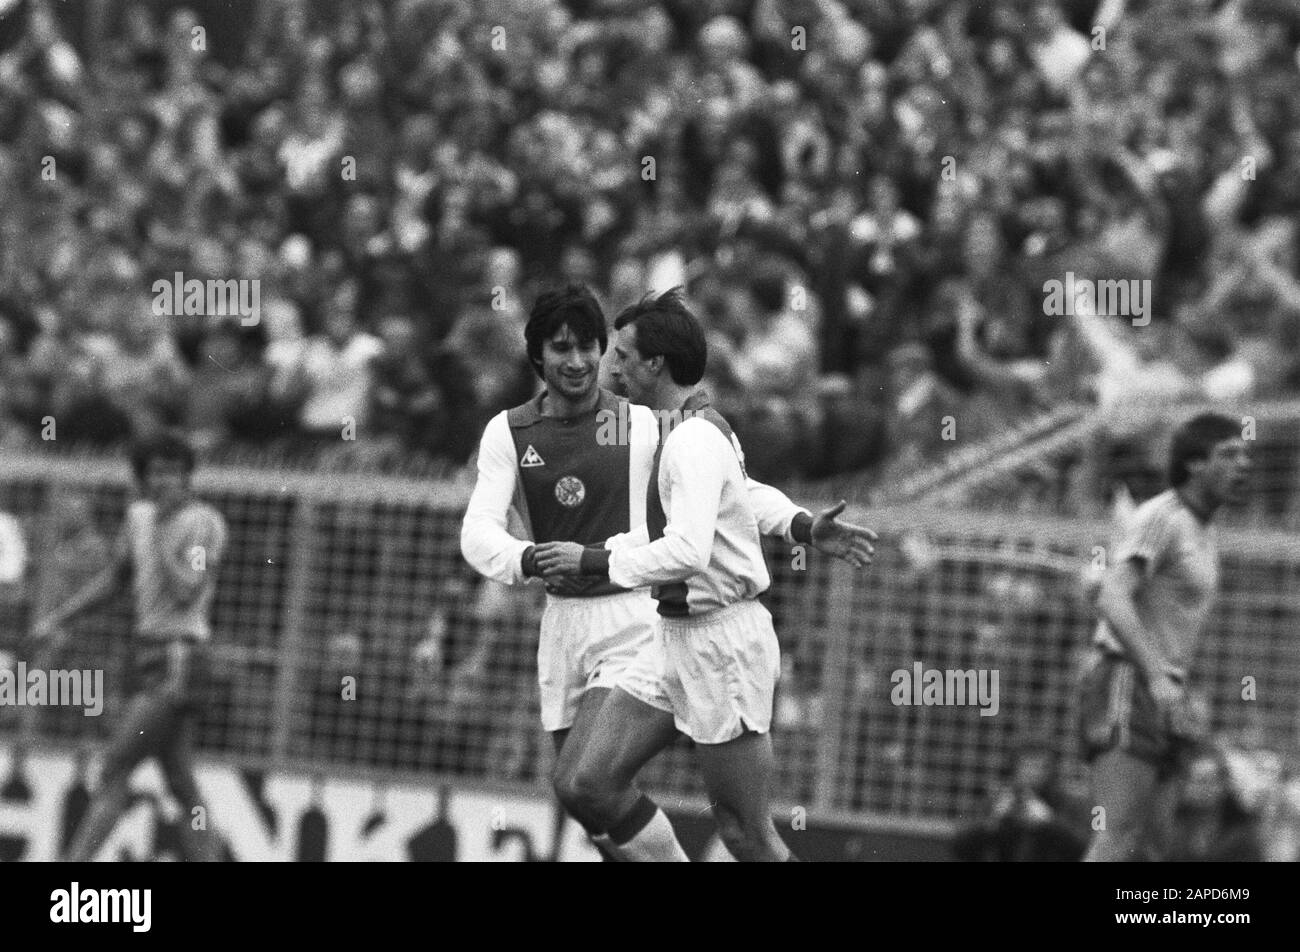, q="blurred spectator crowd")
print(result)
[2,0,1300,480]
